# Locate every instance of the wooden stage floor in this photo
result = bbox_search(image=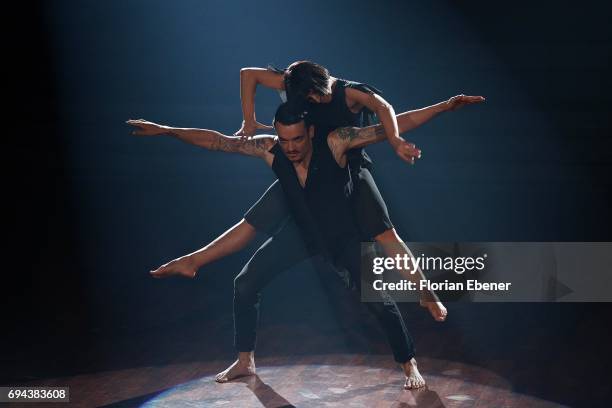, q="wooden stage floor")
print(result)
[7,353,569,407]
